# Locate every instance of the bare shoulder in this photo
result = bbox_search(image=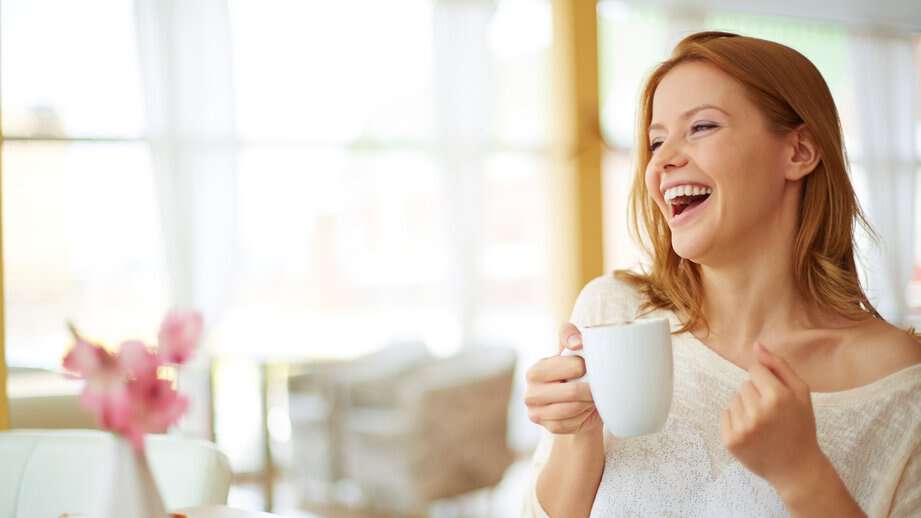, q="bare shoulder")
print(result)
[846,318,921,381]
